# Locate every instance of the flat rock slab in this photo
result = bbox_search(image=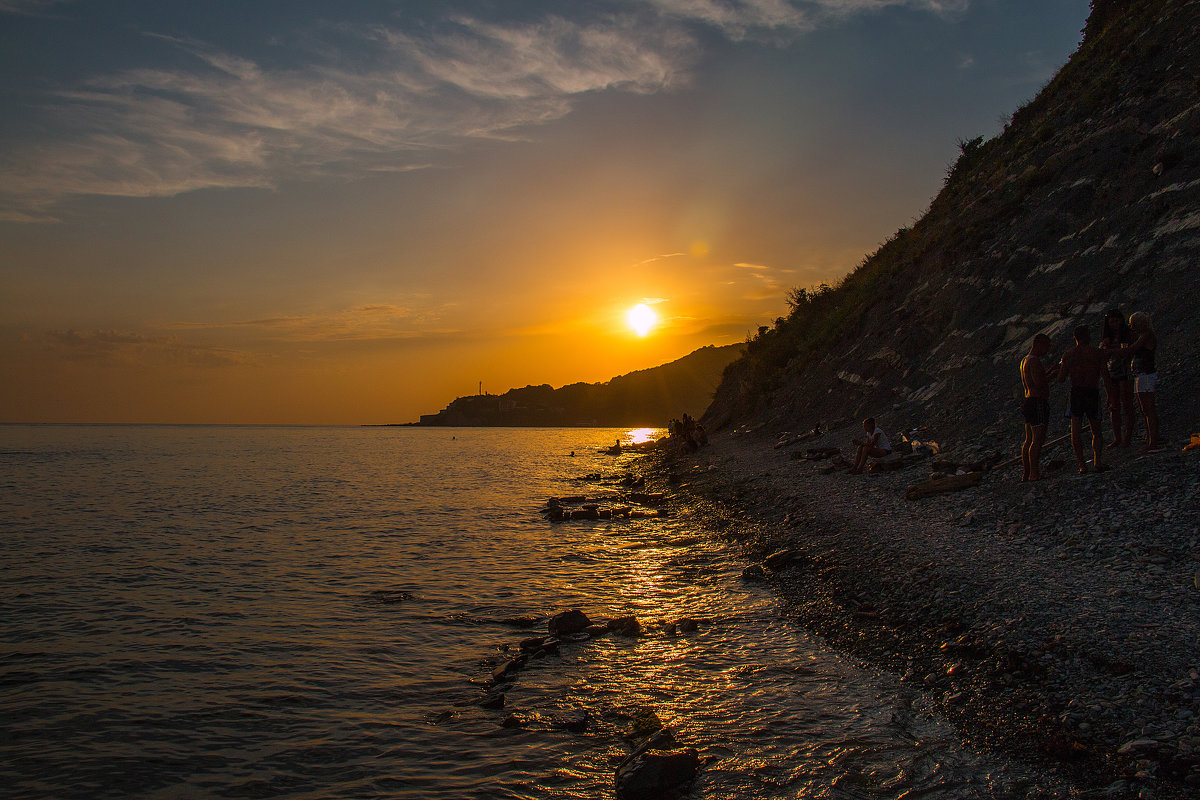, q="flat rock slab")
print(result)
[904,471,983,500]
